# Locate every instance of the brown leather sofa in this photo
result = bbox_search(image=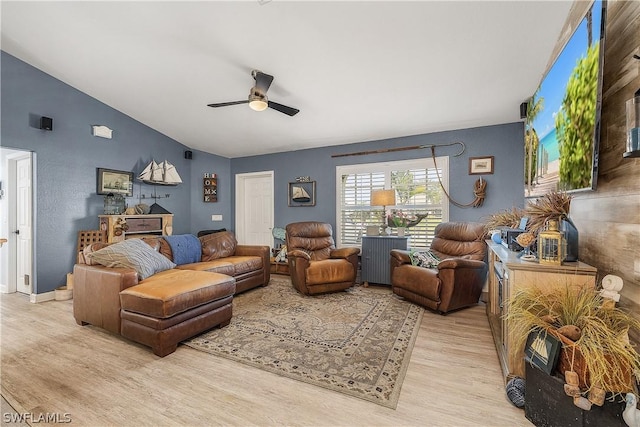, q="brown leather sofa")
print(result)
[73,231,270,356]
[286,221,360,295]
[390,222,487,314]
